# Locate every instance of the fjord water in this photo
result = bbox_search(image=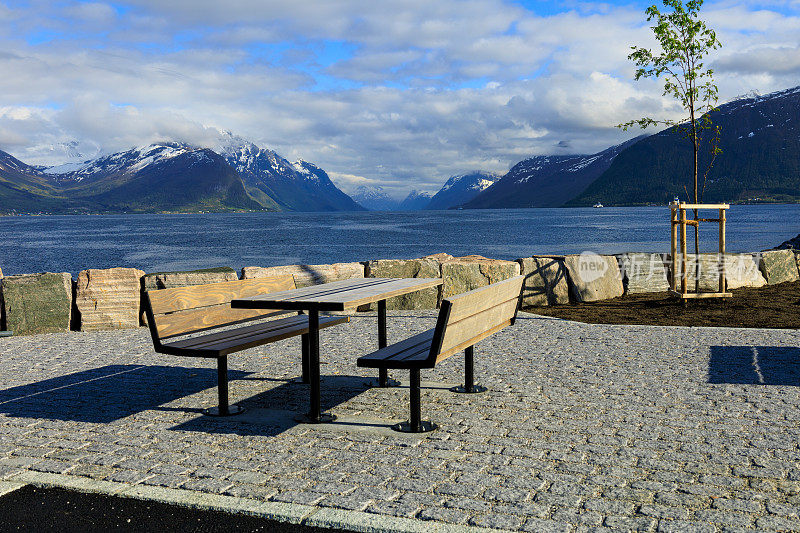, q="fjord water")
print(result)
[1,205,799,276]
